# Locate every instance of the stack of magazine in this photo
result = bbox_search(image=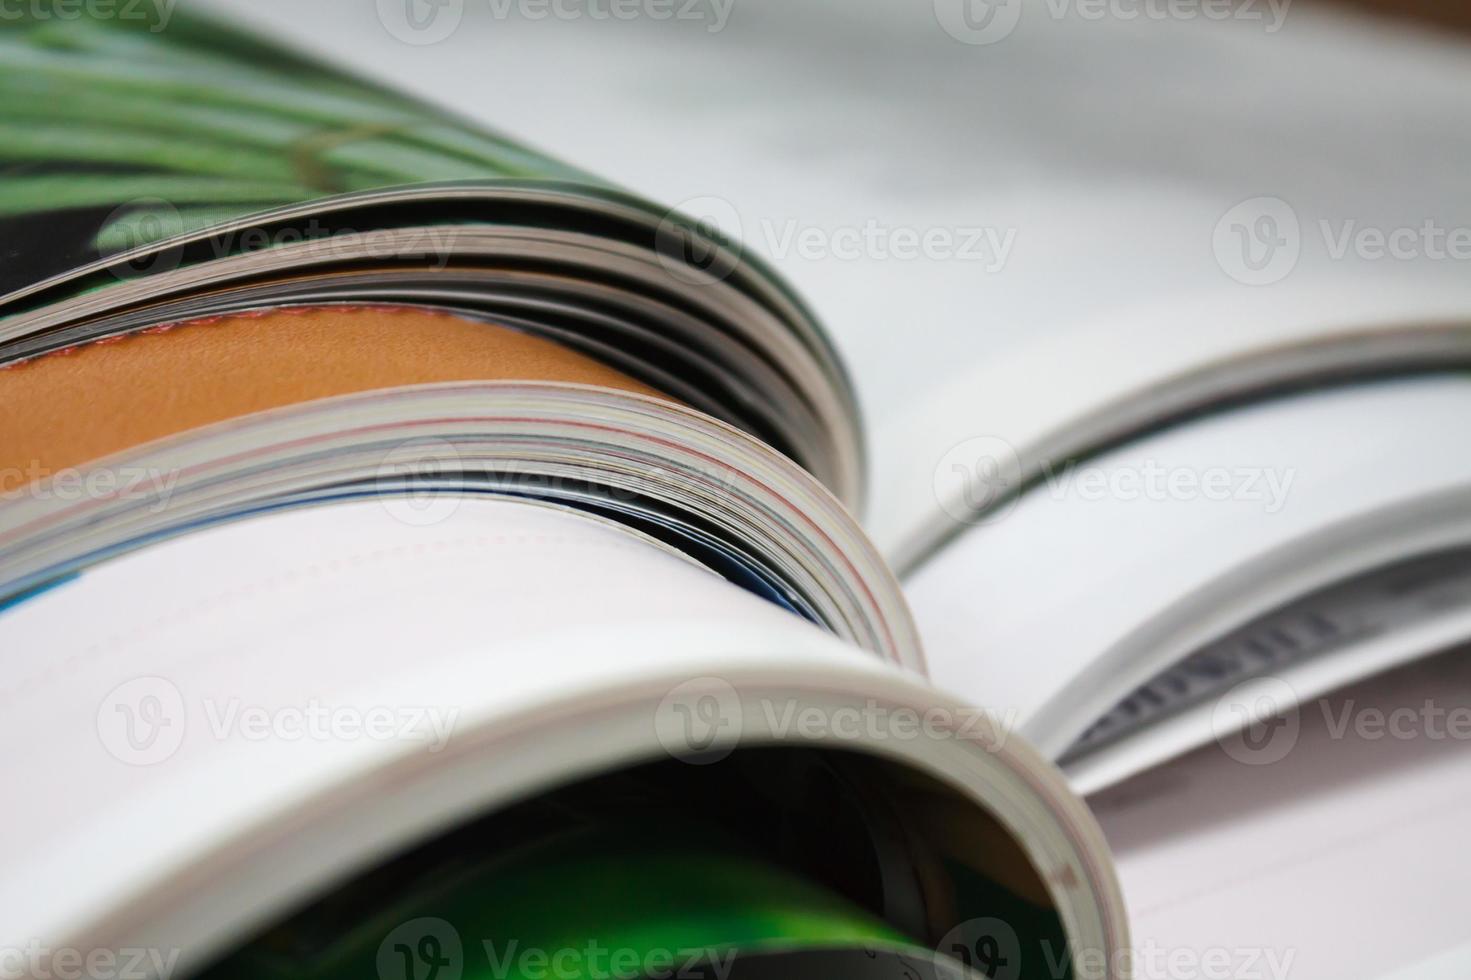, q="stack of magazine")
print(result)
[6,6,1471,980]
[0,10,1119,980]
